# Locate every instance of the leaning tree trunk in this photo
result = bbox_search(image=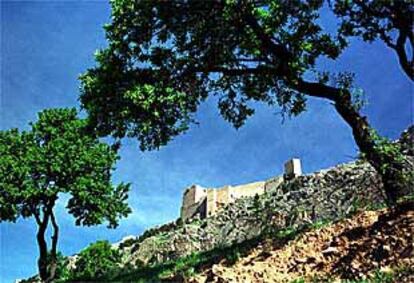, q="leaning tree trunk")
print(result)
[243,7,408,205]
[296,80,407,206]
[332,91,407,205]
